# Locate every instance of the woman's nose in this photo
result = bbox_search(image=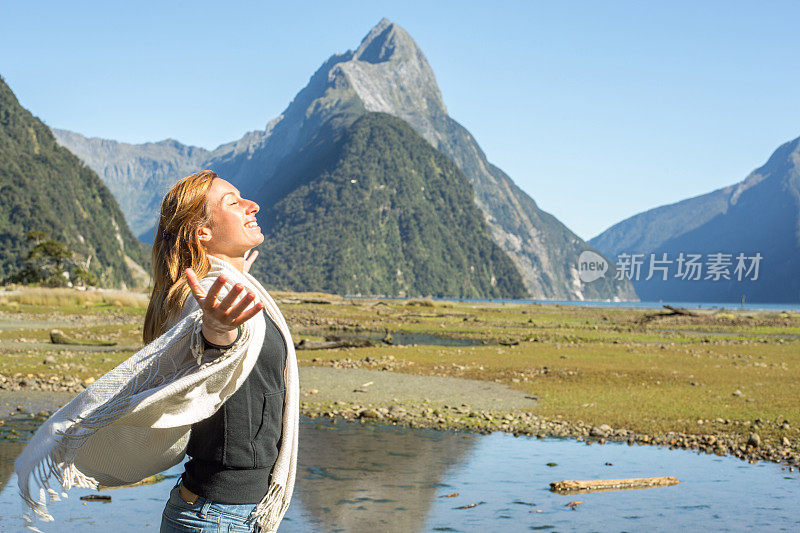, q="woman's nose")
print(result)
[247,200,259,214]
